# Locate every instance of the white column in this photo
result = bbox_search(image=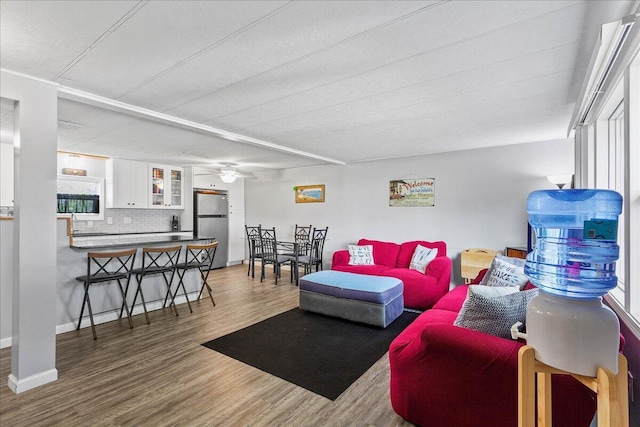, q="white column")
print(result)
[1,70,58,393]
